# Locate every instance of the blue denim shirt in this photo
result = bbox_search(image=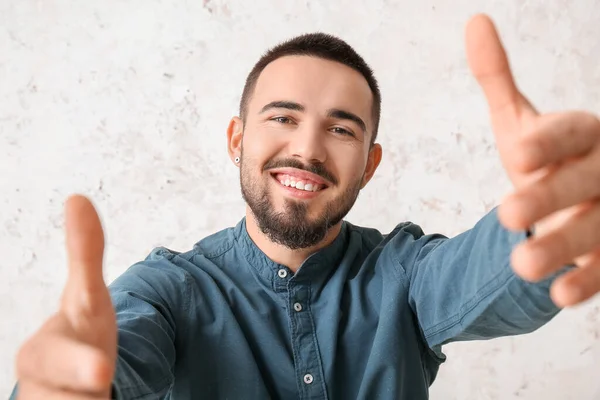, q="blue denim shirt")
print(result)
[10,208,563,399]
